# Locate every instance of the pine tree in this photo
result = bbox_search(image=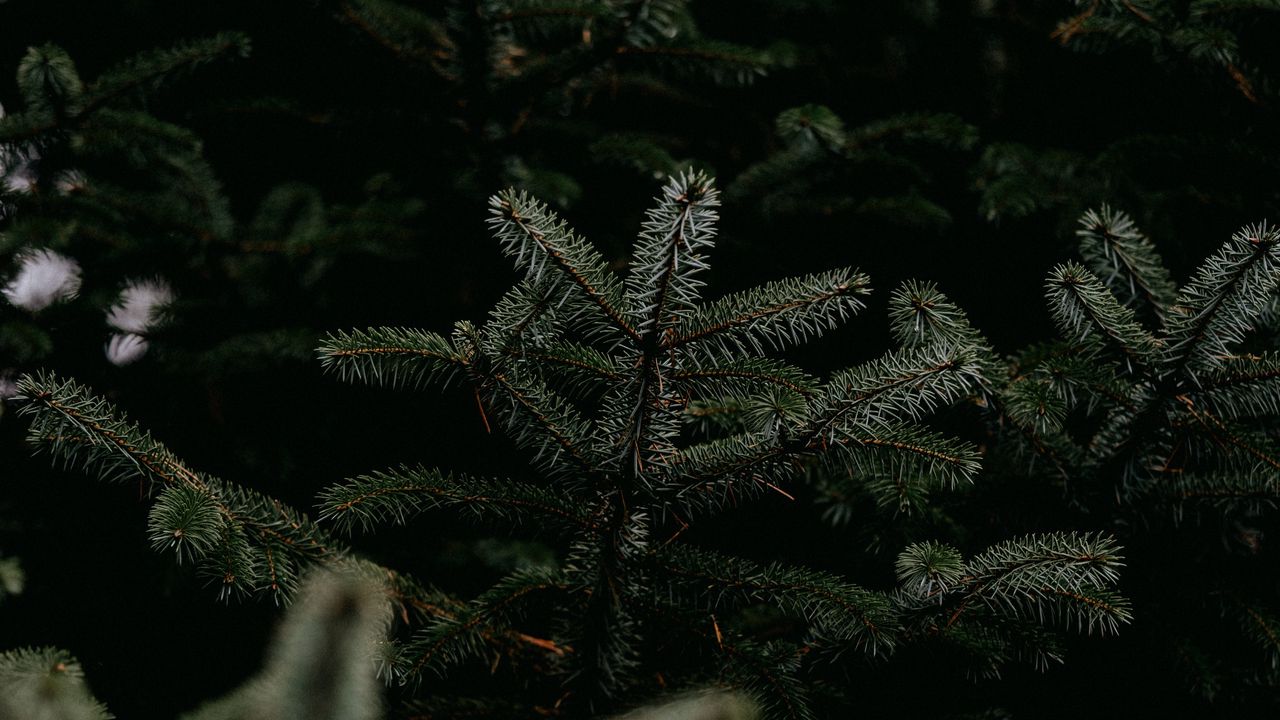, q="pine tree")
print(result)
[971,206,1280,701]
[314,172,1128,716]
[11,174,1130,718]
